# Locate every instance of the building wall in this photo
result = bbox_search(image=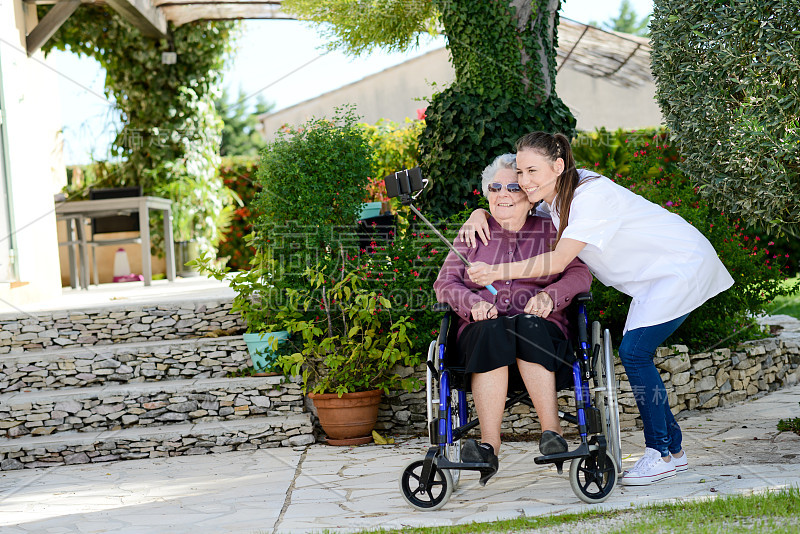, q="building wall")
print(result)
[258,47,664,140]
[0,0,67,307]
